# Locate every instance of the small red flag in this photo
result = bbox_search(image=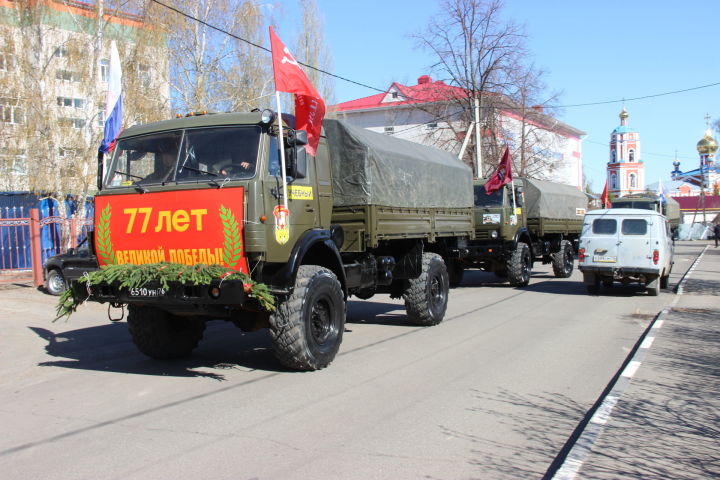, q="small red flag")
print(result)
[484,146,513,194]
[269,27,325,157]
[600,179,611,208]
